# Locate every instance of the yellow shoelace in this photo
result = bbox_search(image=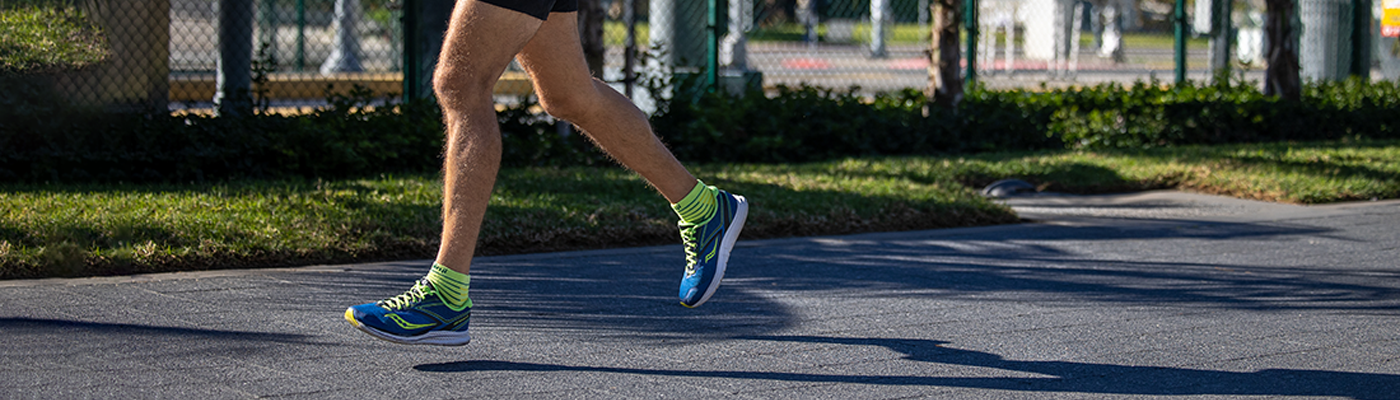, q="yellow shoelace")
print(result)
[380,279,432,310]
